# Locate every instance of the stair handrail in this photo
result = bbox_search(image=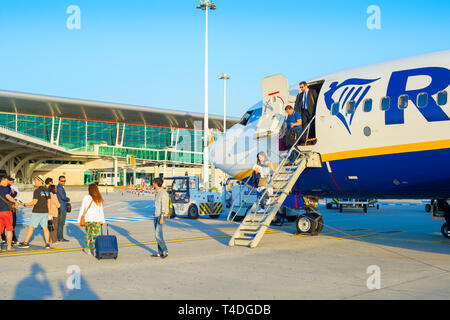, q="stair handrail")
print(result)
[248,115,317,222]
[227,178,256,222]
